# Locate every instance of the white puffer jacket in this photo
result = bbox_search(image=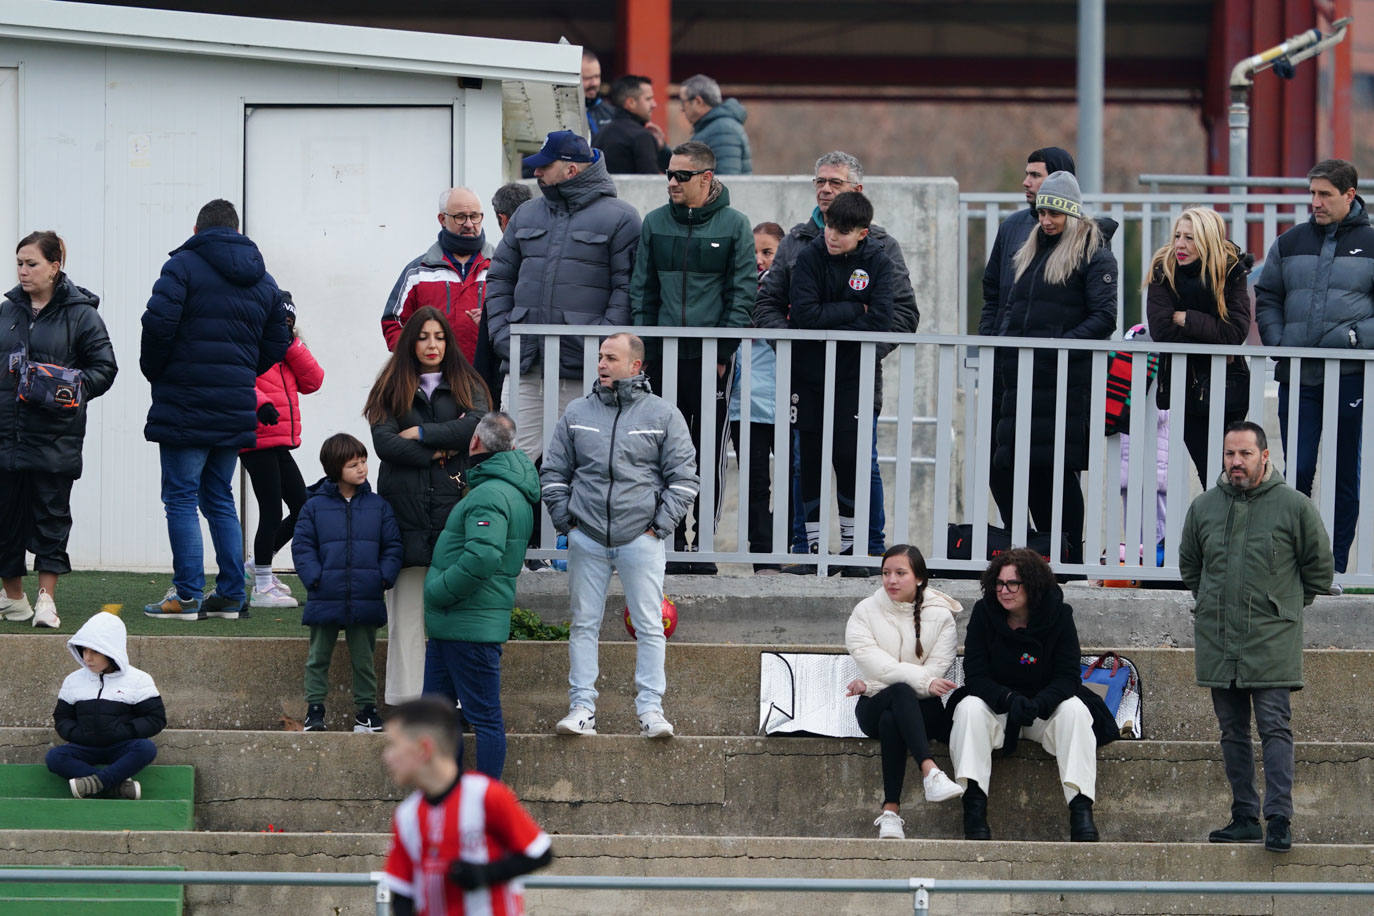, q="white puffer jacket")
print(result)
[844,586,962,698]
